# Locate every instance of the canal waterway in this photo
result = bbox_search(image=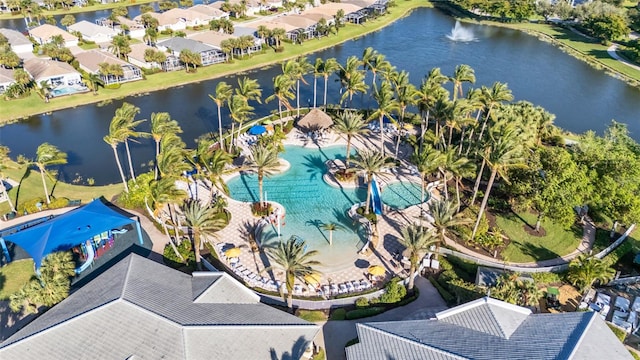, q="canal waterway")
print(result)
[1,7,639,185]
